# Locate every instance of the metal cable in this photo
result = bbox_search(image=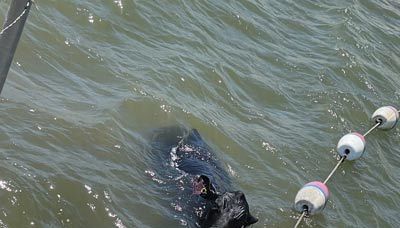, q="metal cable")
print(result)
[0,1,31,35]
[323,156,346,184]
[294,121,382,226]
[293,114,392,228]
[294,155,345,227]
[294,211,306,228]
[363,122,381,137]
[324,121,381,184]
